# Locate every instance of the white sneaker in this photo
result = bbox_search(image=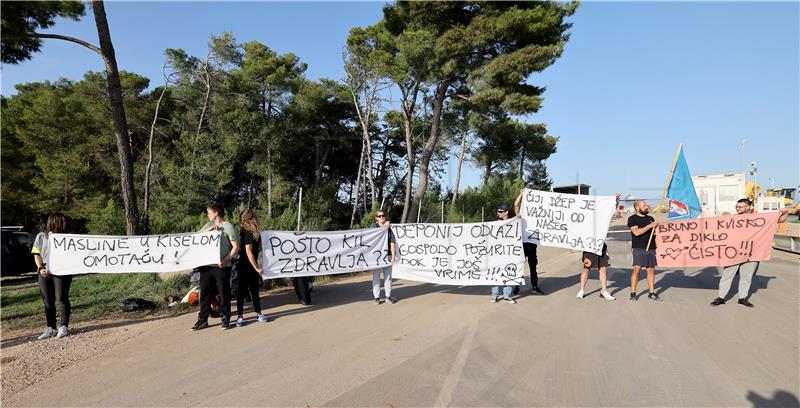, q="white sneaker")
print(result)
[38,327,56,340]
[576,290,584,299]
[256,314,269,323]
[56,325,70,338]
[601,291,616,301]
